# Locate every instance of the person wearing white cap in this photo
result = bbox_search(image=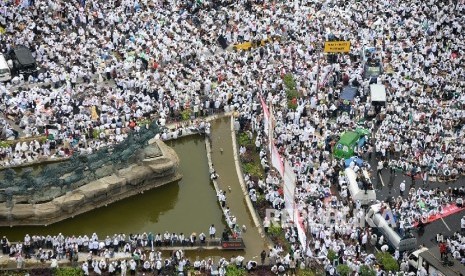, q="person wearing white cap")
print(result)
[400,180,406,197]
